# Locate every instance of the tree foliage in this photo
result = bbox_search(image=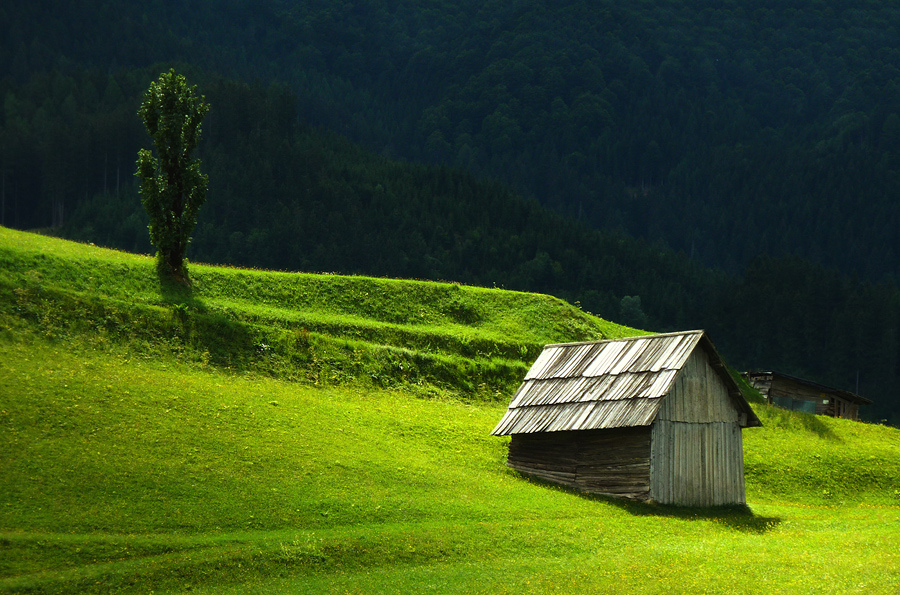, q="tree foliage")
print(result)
[135,69,209,283]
